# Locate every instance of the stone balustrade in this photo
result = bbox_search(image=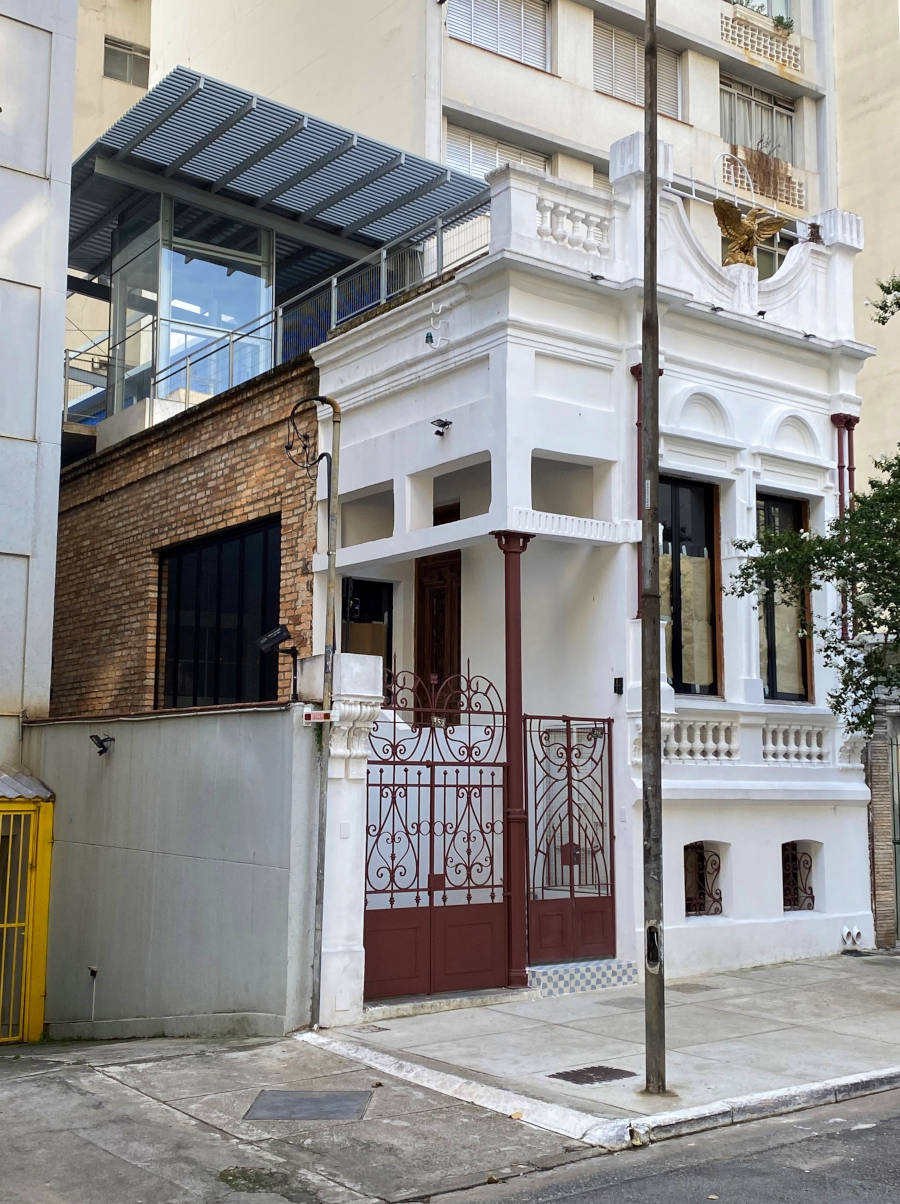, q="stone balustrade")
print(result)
[762,721,829,763]
[535,196,609,256]
[663,716,741,762]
